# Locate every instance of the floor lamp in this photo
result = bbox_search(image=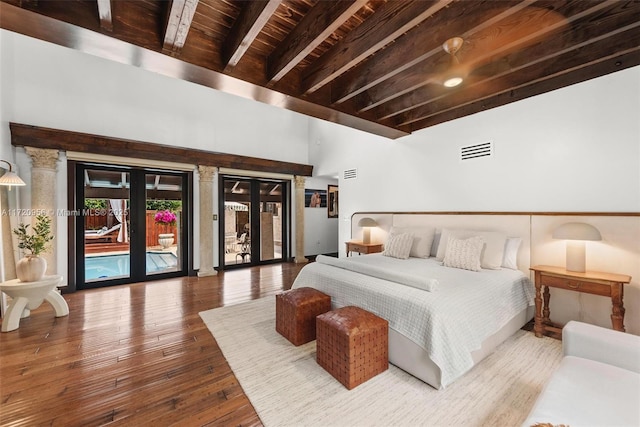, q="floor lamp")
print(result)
[0,160,27,316]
